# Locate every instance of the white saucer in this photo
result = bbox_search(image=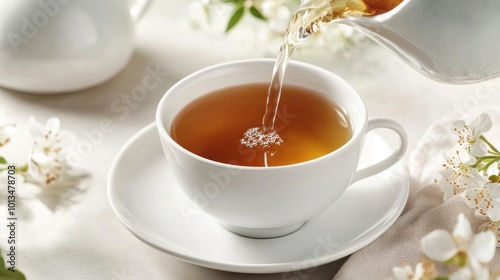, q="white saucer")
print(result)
[108,123,409,274]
